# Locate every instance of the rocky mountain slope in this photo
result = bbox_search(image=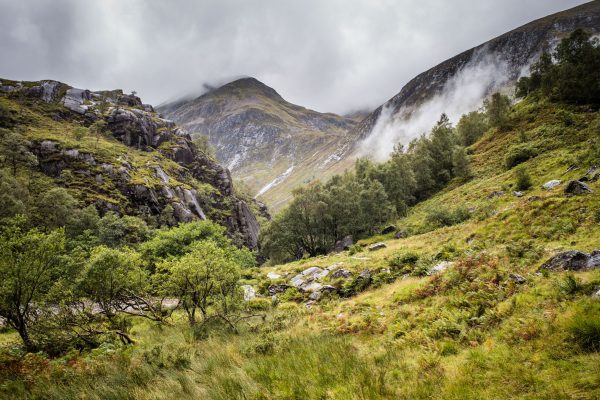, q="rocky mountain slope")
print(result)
[158,78,361,210]
[354,1,600,153]
[0,79,263,249]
